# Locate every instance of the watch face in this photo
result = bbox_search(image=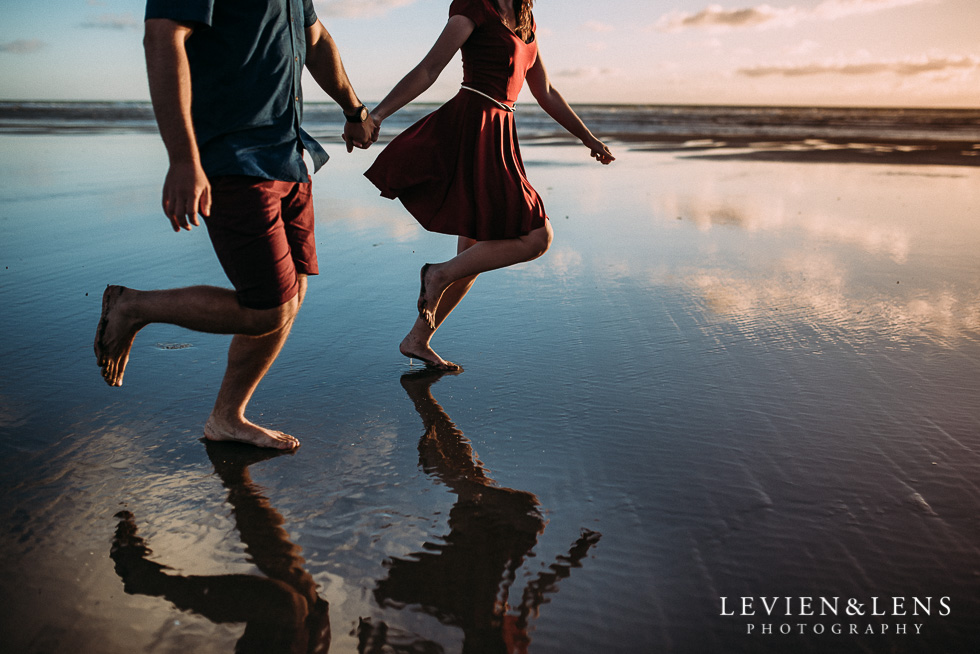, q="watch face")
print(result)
[348,106,368,122]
